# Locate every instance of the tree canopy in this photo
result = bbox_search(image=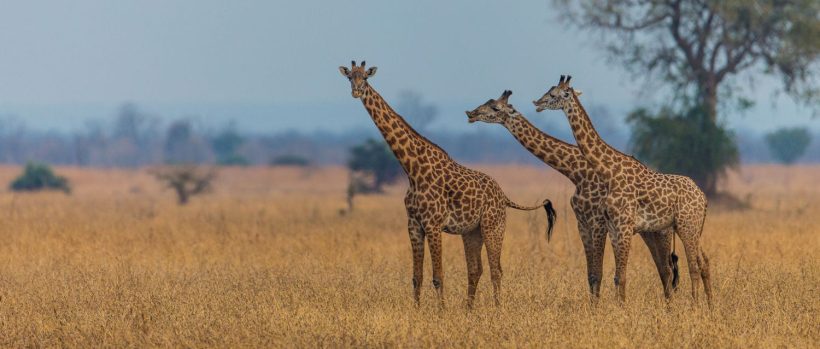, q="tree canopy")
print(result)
[553,0,820,118]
